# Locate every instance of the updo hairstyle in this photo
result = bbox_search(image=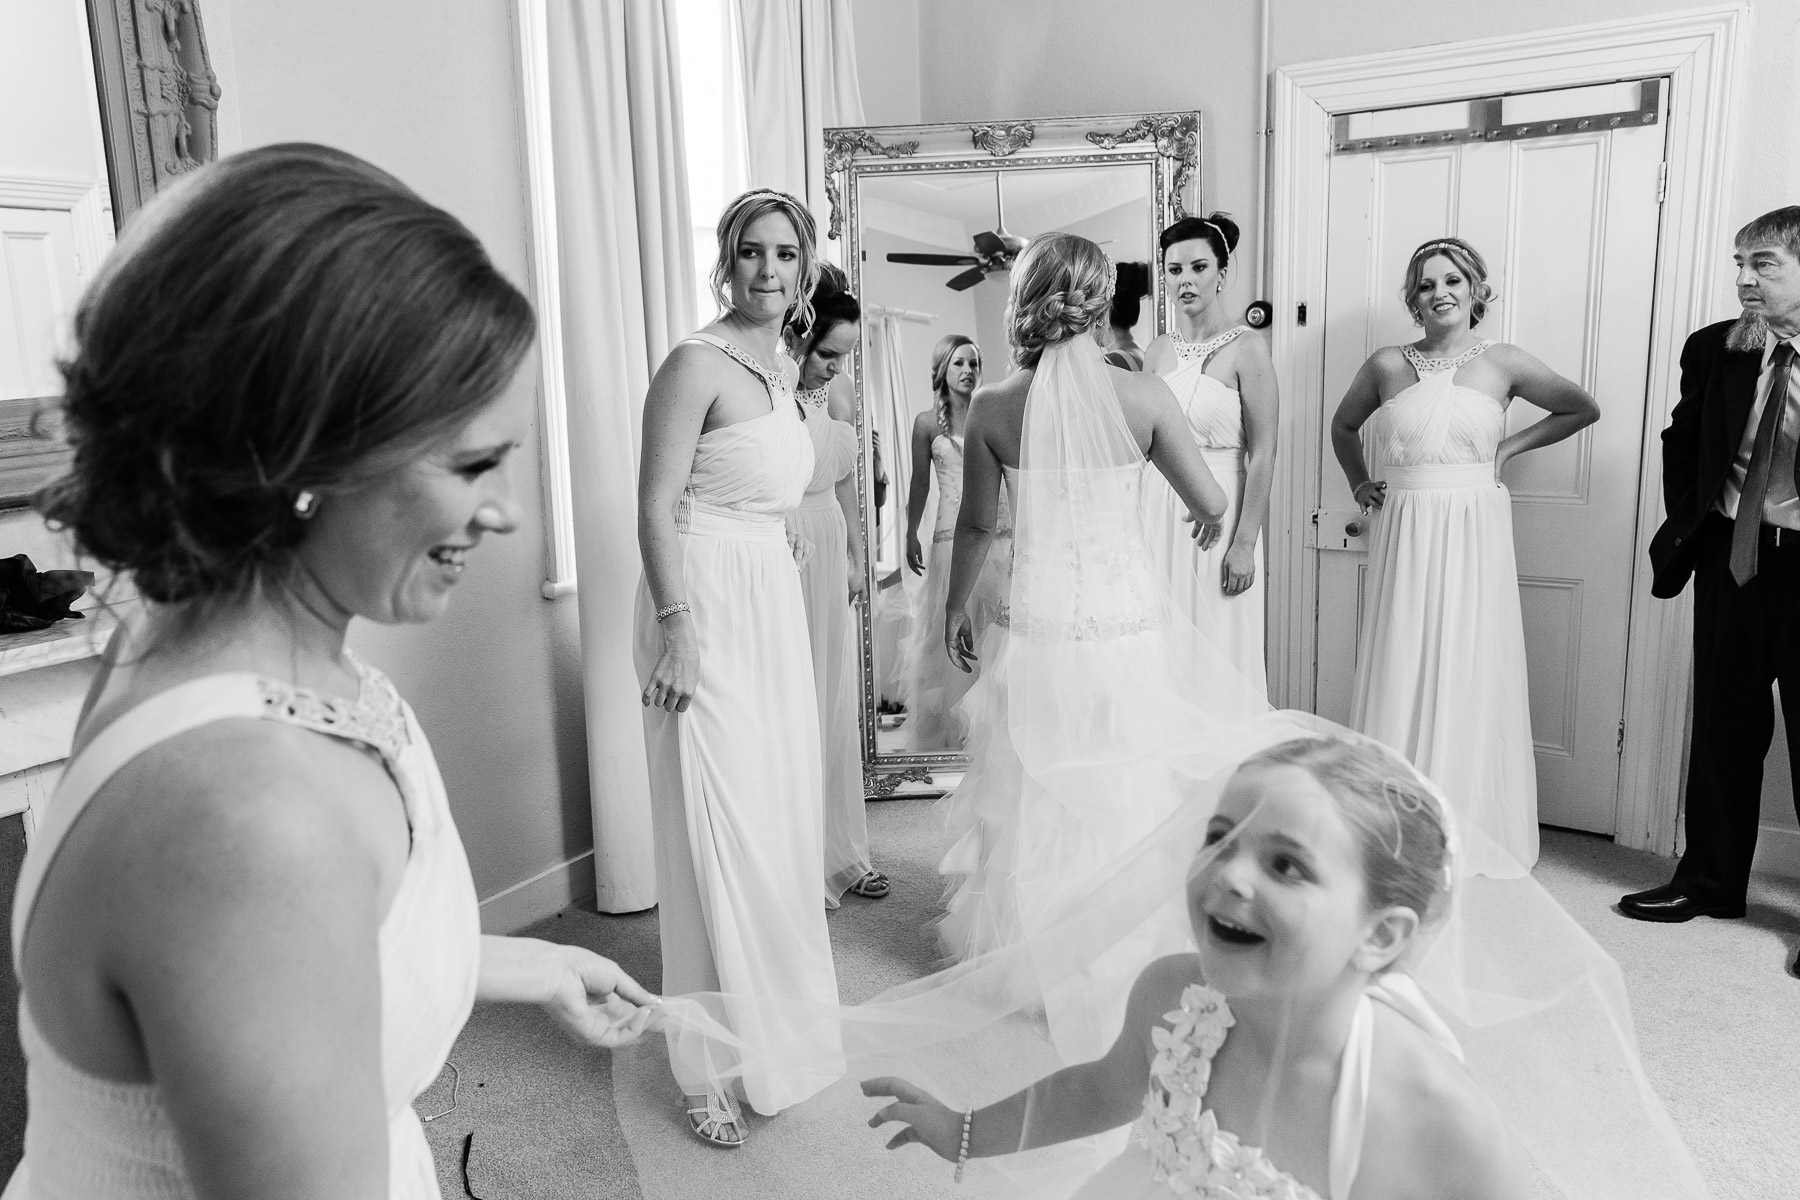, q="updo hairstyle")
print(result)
[1006,232,1115,369]
[1110,261,1151,329]
[1158,211,1241,270]
[786,261,860,357]
[37,143,536,611]
[928,333,981,434]
[1401,237,1496,328]
[1240,736,1453,944]
[710,188,821,333]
